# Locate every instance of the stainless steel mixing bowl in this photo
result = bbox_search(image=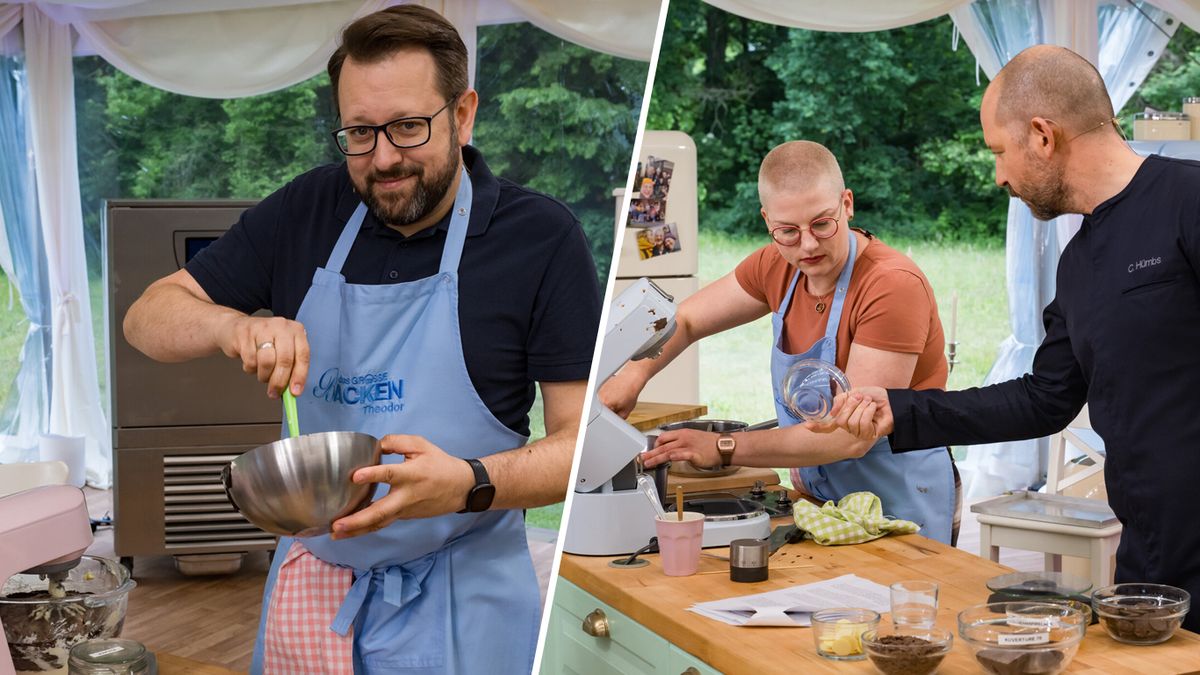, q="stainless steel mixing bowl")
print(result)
[221,431,381,537]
